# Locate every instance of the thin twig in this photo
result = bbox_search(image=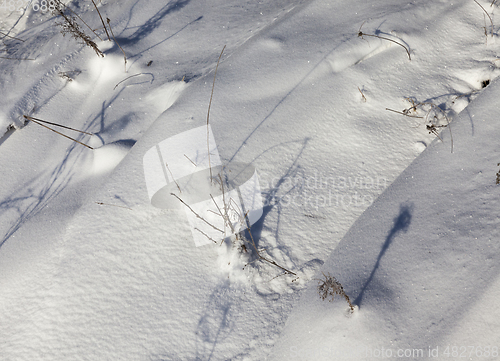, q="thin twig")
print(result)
[210,194,224,220]
[90,0,111,41]
[52,0,103,57]
[195,228,218,244]
[184,154,197,166]
[385,107,423,118]
[24,115,93,149]
[386,100,454,153]
[24,115,93,135]
[62,3,103,41]
[113,73,153,90]
[107,18,127,71]
[241,210,296,275]
[171,193,224,233]
[358,23,411,60]
[357,86,367,102]
[207,45,226,182]
[95,202,132,210]
[474,0,494,36]
[165,162,181,193]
